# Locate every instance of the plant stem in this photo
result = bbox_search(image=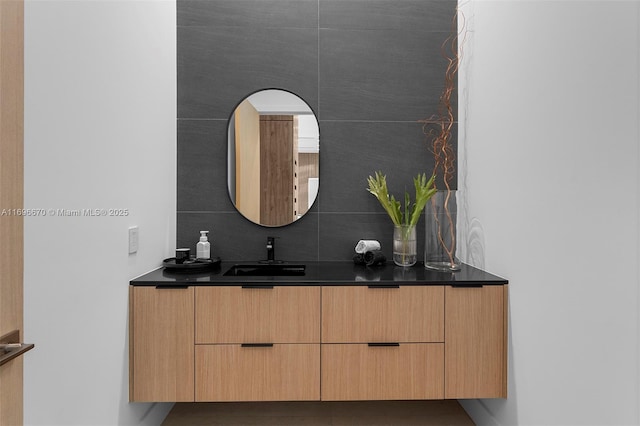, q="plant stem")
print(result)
[421,7,465,269]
